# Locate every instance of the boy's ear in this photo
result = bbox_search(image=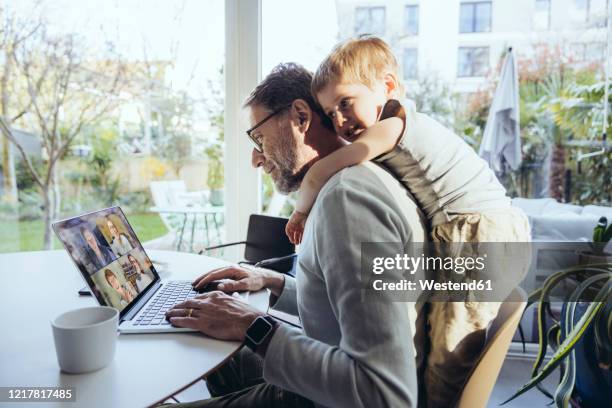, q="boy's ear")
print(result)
[290,99,312,132]
[383,73,400,98]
